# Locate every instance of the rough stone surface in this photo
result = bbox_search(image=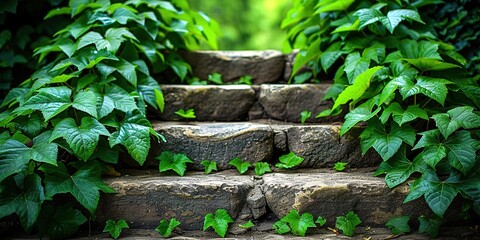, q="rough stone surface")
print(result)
[285,124,381,168]
[158,85,254,121]
[181,50,285,84]
[147,122,274,170]
[273,130,287,152]
[247,187,267,219]
[256,84,336,123]
[262,171,431,227]
[96,171,254,230]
